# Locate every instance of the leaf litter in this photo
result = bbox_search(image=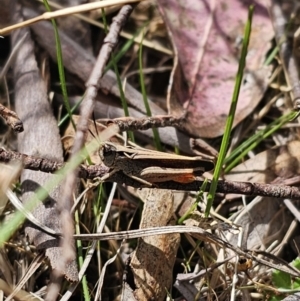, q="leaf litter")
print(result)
[158,0,274,138]
[0,0,300,300]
